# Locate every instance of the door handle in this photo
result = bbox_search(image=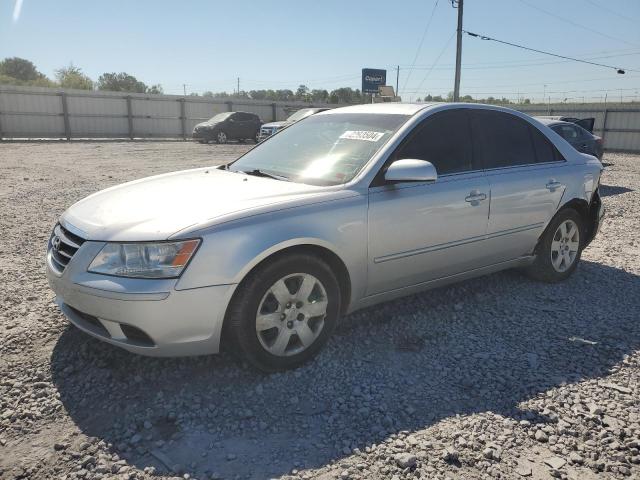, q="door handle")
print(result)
[465,190,487,203]
[546,180,563,191]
